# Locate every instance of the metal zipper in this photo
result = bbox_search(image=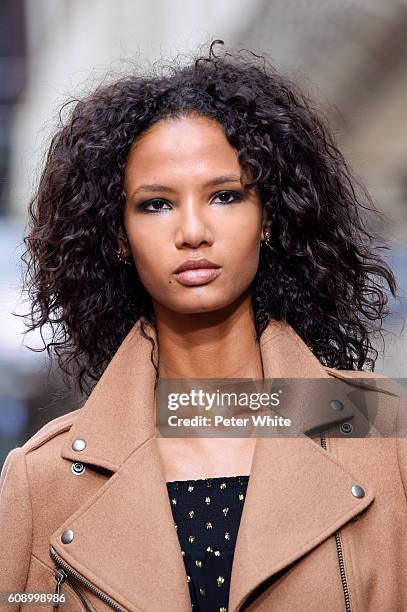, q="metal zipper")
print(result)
[53,569,66,609]
[320,433,352,612]
[53,568,93,611]
[50,546,125,611]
